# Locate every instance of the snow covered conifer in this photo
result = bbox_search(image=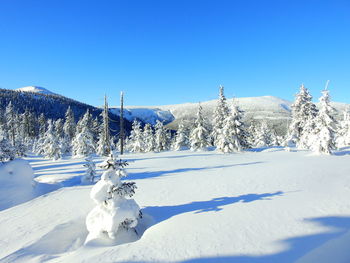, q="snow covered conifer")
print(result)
[173,120,189,151]
[216,101,245,153]
[5,102,18,146]
[38,113,47,137]
[81,156,96,184]
[128,120,144,153]
[336,107,350,148]
[190,103,210,151]
[212,85,230,146]
[0,138,15,162]
[287,84,318,148]
[41,120,62,160]
[255,121,272,148]
[142,123,155,152]
[63,106,76,142]
[154,120,170,152]
[311,88,337,154]
[97,105,112,156]
[85,154,141,242]
[72,110,96,157]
